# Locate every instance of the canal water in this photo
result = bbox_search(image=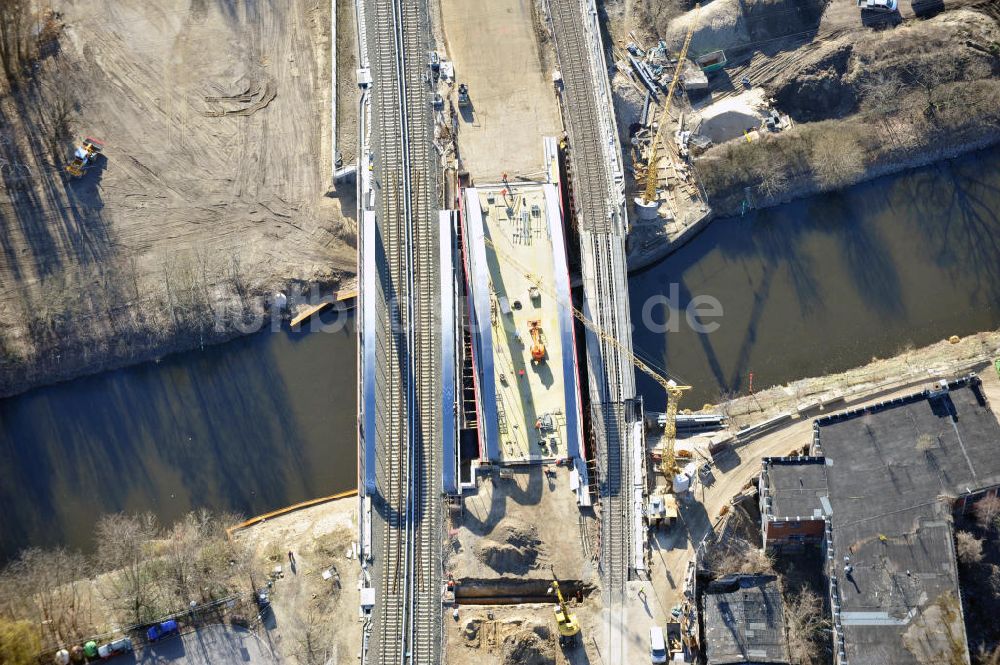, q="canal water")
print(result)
[2,146,1000,559]
[629,146,1000,407]
[0,316,358,560]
